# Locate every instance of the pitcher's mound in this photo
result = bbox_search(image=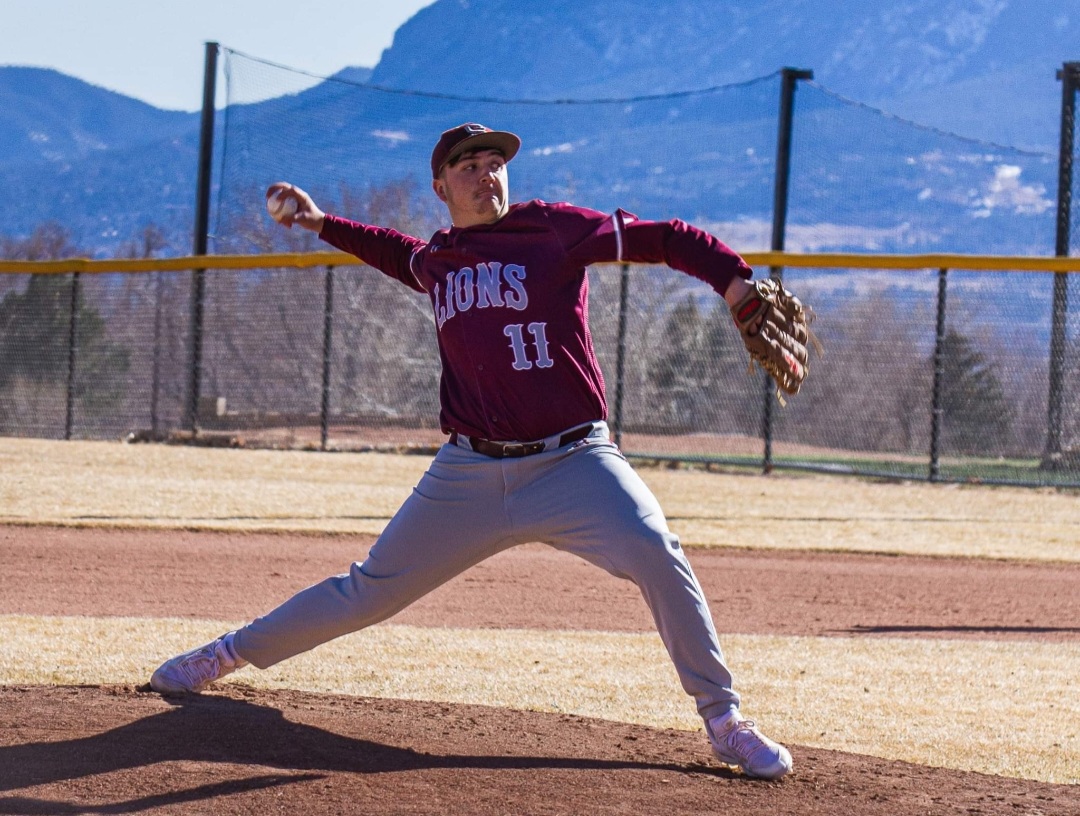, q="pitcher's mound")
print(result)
[1,684,1076,816]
